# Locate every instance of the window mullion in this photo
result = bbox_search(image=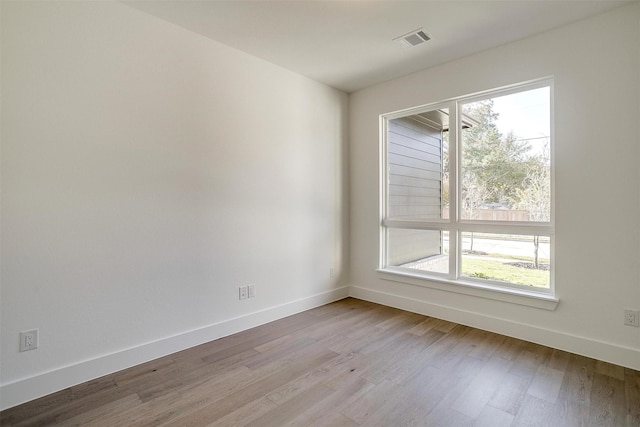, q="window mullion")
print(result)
[448,100,459,280]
